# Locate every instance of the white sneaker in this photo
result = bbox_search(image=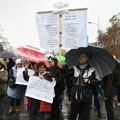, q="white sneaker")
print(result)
[117,103,120,106]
